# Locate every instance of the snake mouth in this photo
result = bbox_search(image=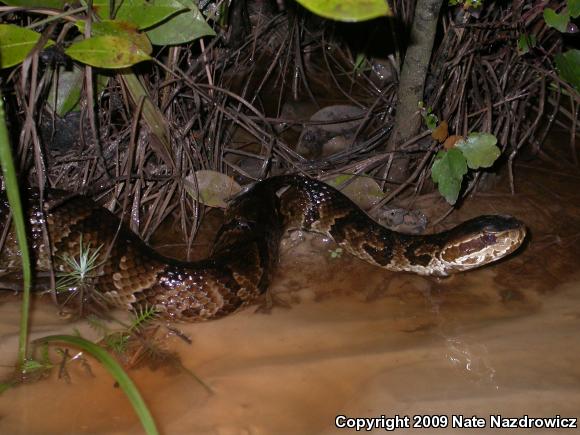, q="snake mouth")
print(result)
[440,216,527,272]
